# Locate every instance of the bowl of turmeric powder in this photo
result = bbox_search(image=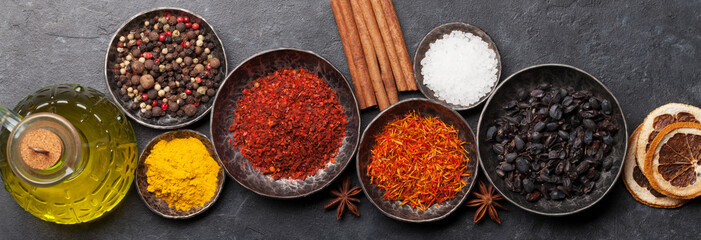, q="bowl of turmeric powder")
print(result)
[135,130,225,219]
